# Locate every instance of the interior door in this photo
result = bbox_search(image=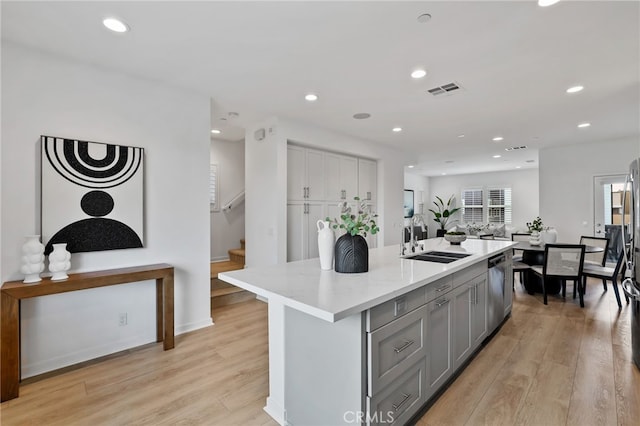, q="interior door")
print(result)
[594,175,627,265]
